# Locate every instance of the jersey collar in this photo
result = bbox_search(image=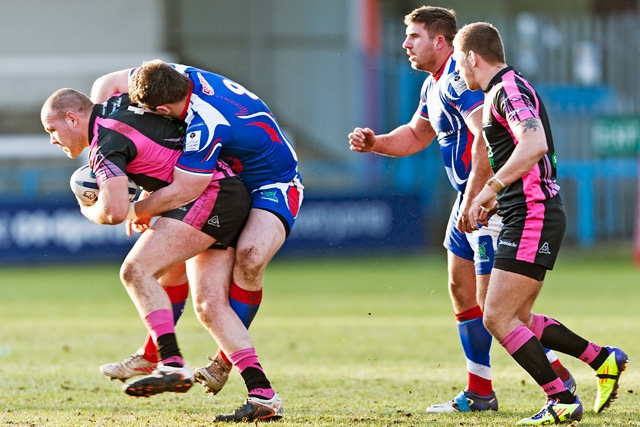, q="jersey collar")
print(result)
[179,79,193,121]
[433,51,454,81]
[484,66,514,93]
[87,105,102,142]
